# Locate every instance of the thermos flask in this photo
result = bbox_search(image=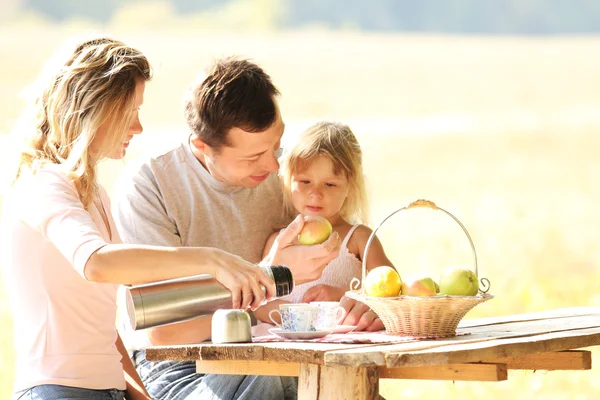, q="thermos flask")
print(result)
[124,265,294,330]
